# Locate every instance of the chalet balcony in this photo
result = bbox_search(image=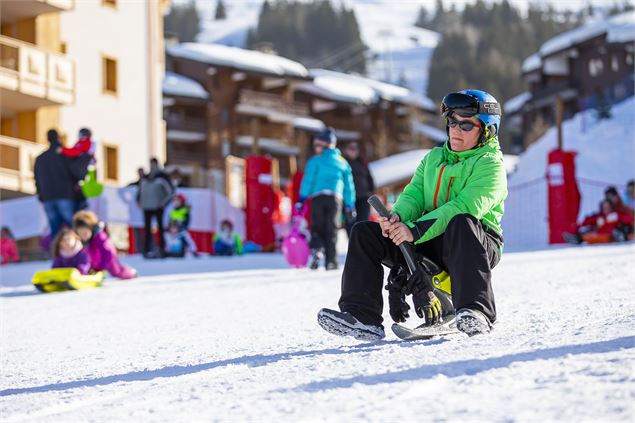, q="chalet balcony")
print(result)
[1,0,73,22]
[529,80,579,109]
[165,114,207,143]
[0,35,75,109]
[237,89,309,119]
[0,135,47,194]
